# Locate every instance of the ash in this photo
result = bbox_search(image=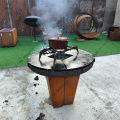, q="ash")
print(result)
[51,63,66,70]
[39,47,78,70]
